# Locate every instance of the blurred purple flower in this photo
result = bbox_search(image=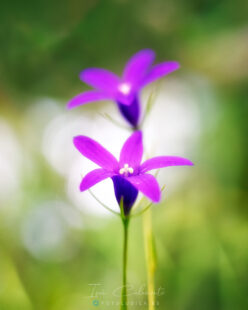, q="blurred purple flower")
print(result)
[73,131,193,215]
[68,49,180,128]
